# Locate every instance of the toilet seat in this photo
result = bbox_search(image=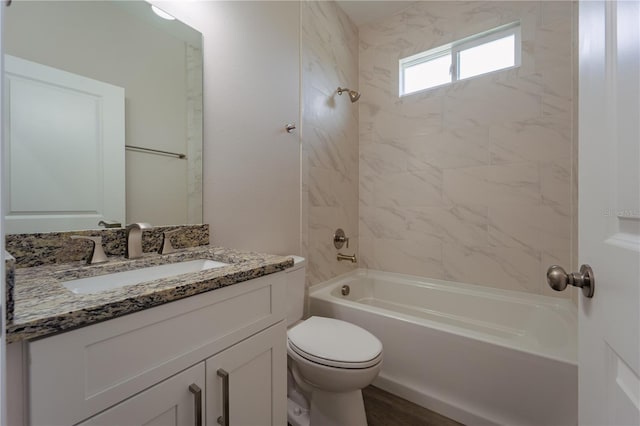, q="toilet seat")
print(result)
[287,316,382,369]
